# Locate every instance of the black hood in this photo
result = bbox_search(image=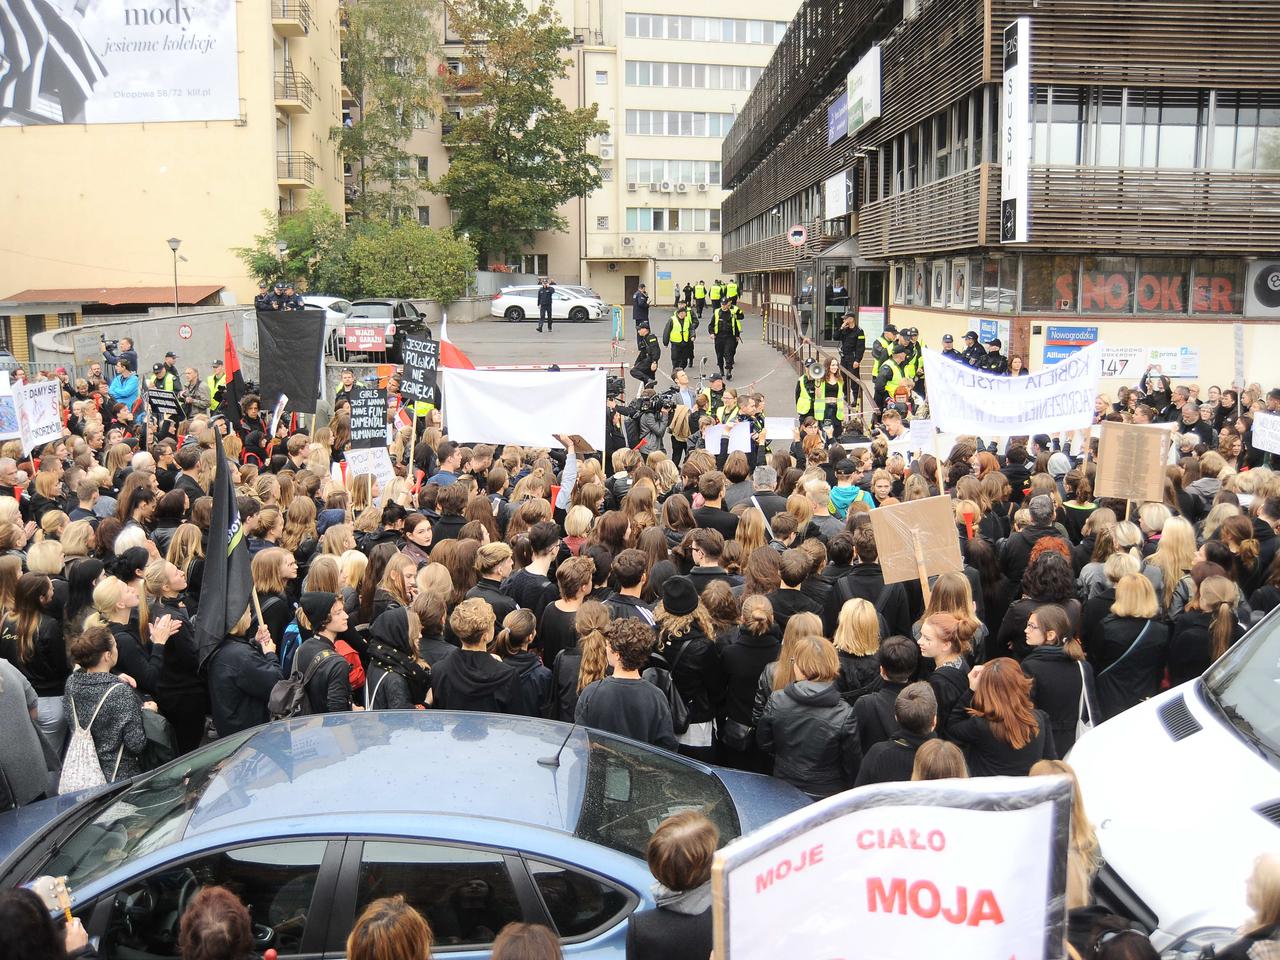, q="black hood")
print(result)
[784,679,841,707]
[445,649,519,697]
[369,607,413,657]
[505,650,544,679]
